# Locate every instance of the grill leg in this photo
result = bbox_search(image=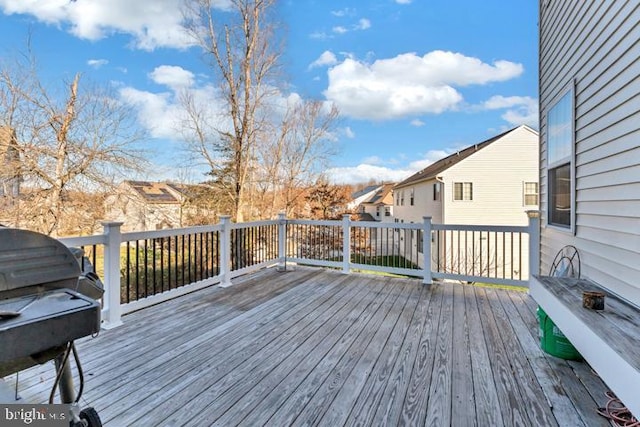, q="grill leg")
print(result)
[54,354,75,404]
